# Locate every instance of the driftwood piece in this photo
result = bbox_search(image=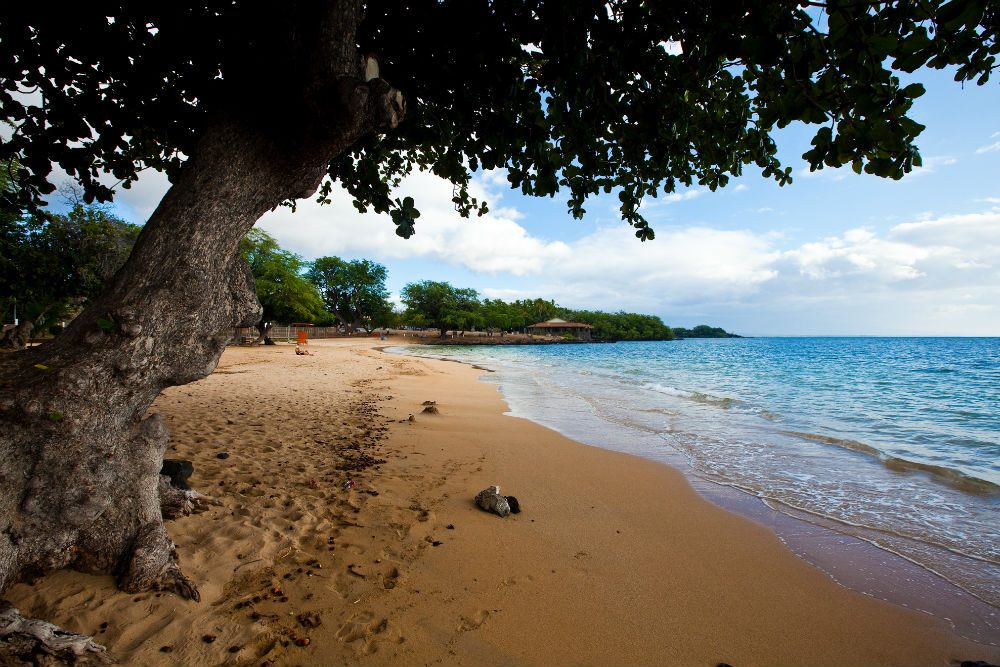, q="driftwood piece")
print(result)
[0,601,109,665]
